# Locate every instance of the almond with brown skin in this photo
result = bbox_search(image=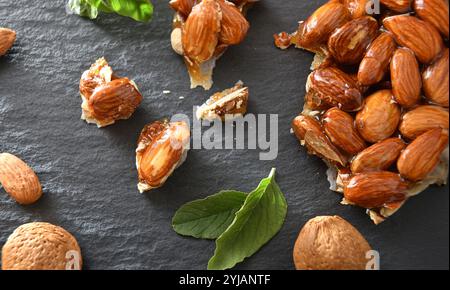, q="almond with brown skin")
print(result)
[86,78,143,127]
[358,32,397,86]
[294,1,351,52]
[292,115,347,166]
[390,48,422,108]
[356,90,401,143]
[344,171,408,209]
[351,138,406,173]
[399,105,449,140]
[328,16,379,65]
[383,15,443,64]
[423,48,449,107]
[397,128,449,181]
[380,0,411,12]
[0,28,16,56]
[170,0,198,19]
[182,0,222,63]
[343,0,369,18]
[0,153,42,205]
[136,121,190,192]
[217,0,249,45]
[79,57,114,100]
[307,67,363,112]
[322,108,367,155]
[413,0,449,38]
